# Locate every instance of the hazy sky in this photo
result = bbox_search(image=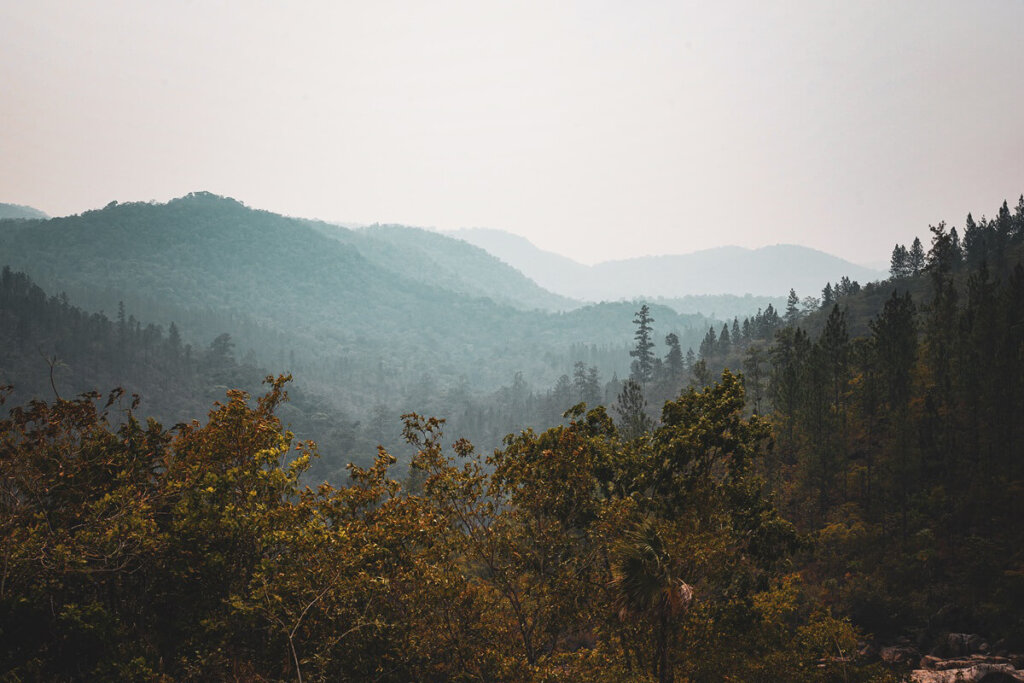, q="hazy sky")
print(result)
[2,1,1022,266]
